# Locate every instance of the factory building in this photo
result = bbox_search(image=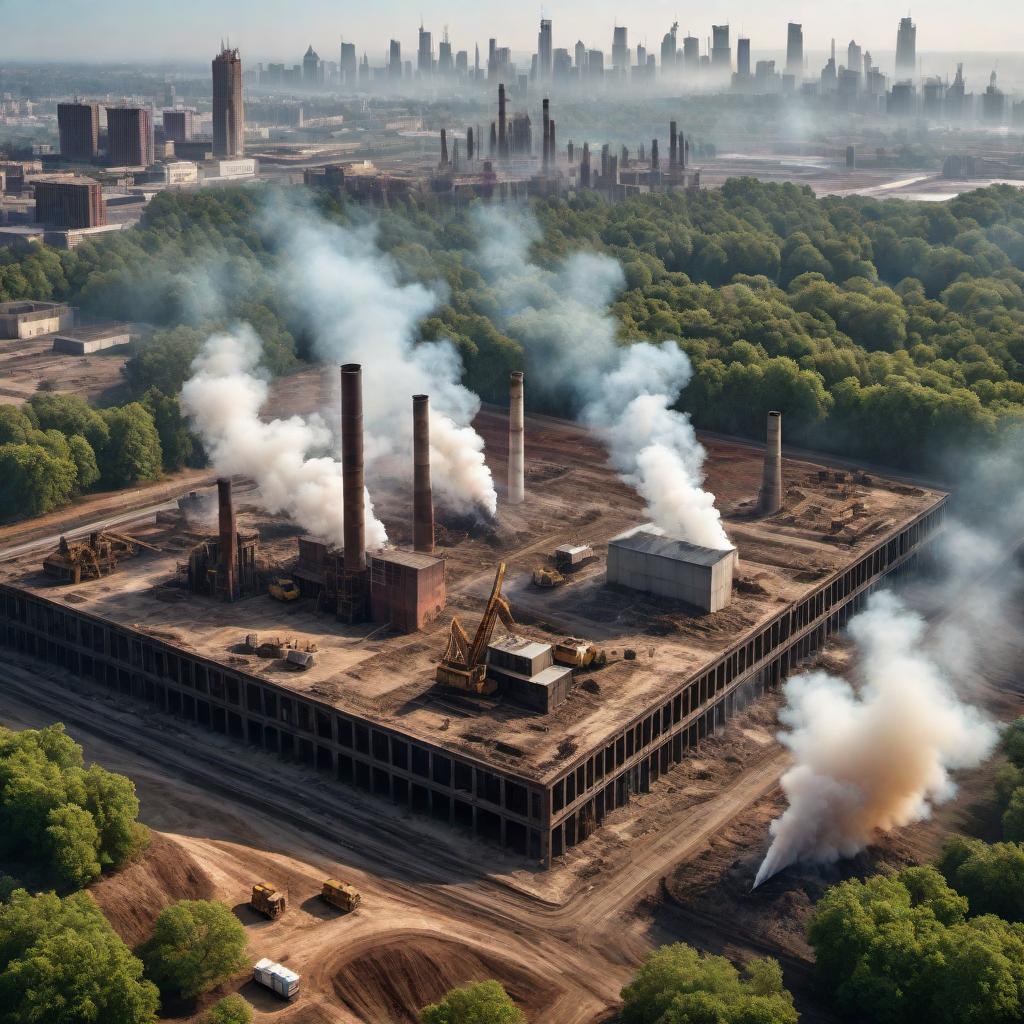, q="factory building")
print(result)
[34,177,107,229]
[607,527,737,613]
[0,300,75,339]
